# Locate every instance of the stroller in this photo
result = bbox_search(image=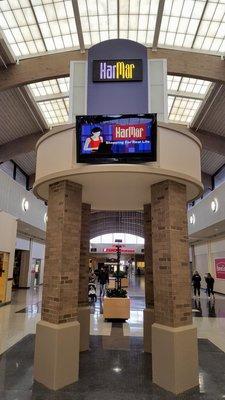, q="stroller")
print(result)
[88,283,97,303]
